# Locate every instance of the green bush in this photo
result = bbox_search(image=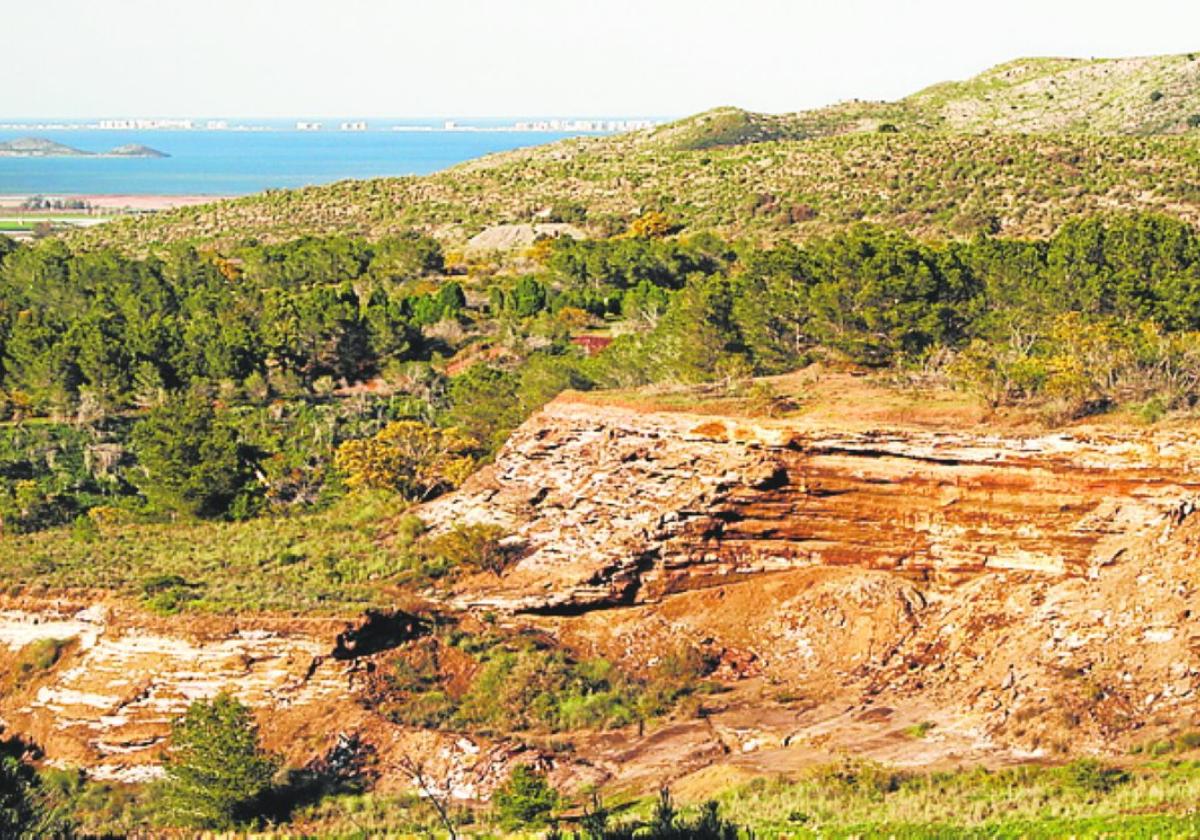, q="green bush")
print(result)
[1060,759,1128,794]
[13,638,70,683]
[382,630,707,734]
[0,738,74,838]
[1,745,42,837]
[568,788,742,840]
[154,693,280,829]
[416,523,515,575]
[493,764,558,828]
